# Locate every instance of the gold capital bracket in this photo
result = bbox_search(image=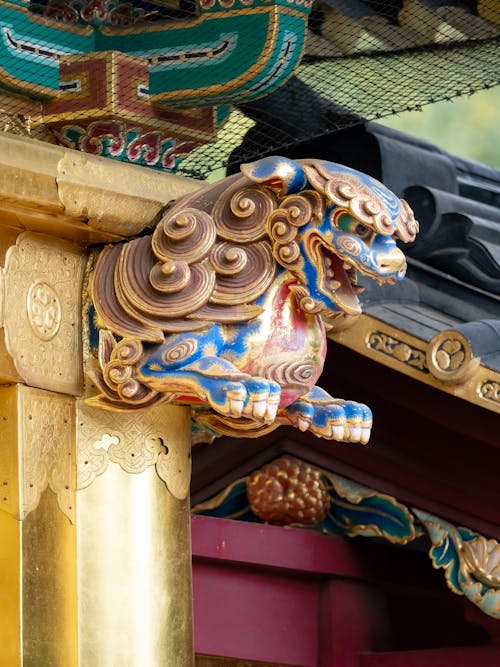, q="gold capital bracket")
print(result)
[0,135,200,522]
[0,231,192,521]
